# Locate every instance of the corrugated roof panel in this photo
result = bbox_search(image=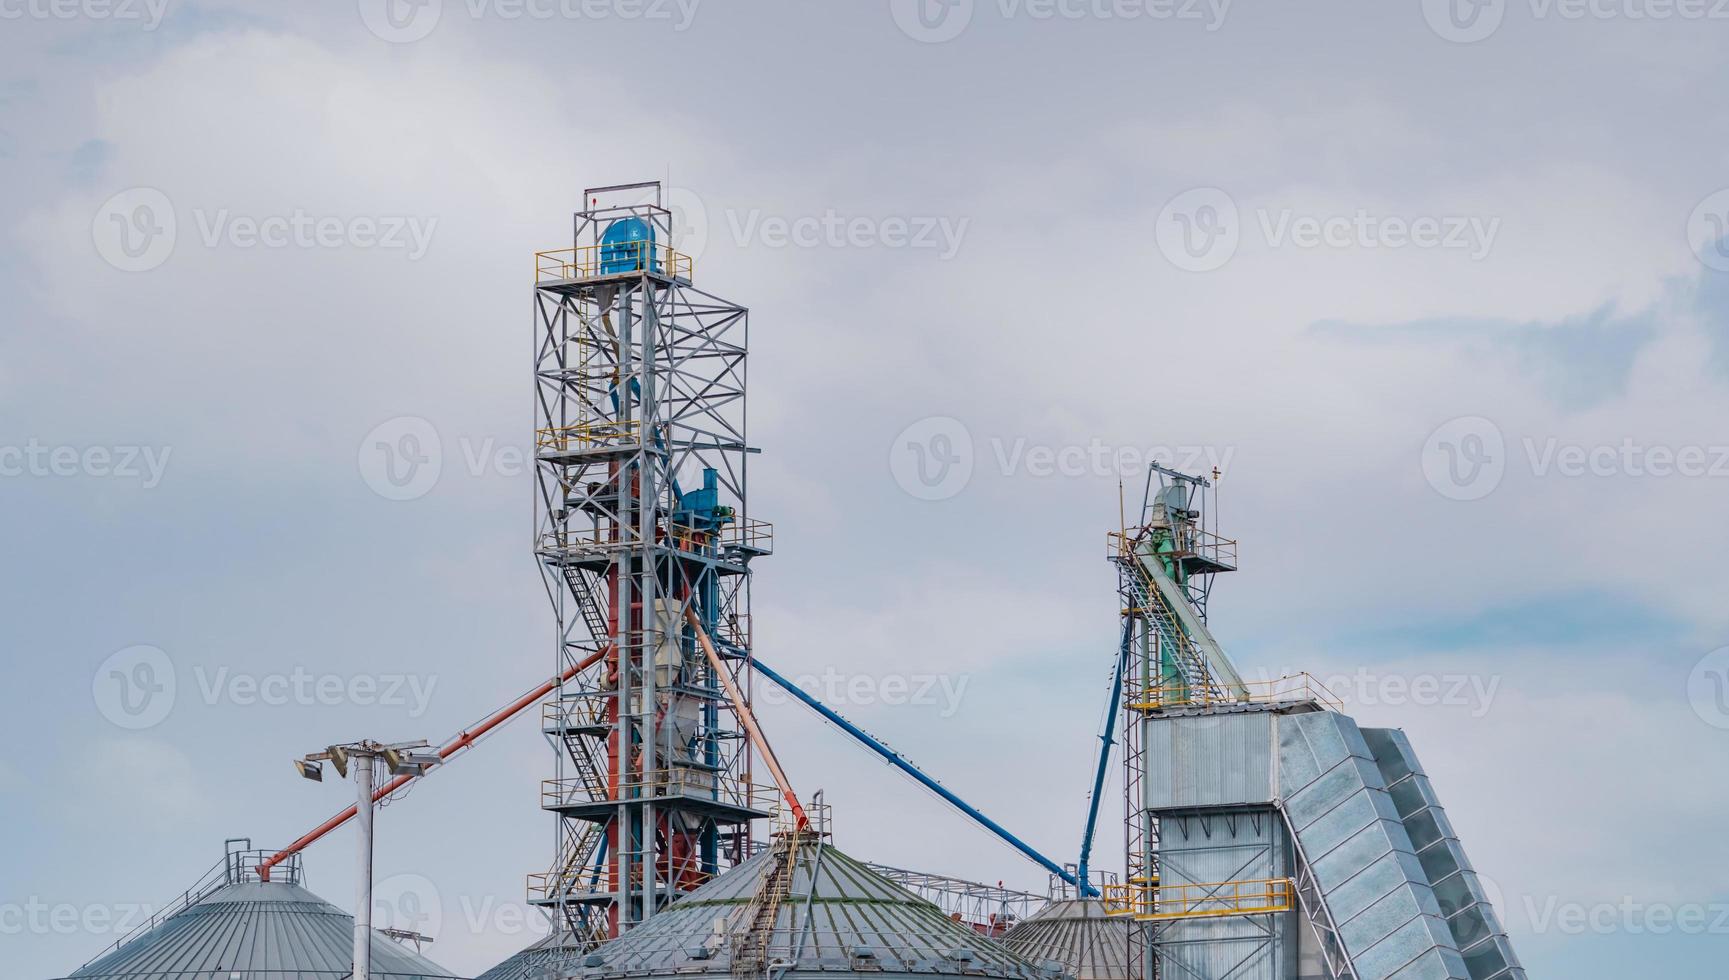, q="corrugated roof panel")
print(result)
[59,880,463,979]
